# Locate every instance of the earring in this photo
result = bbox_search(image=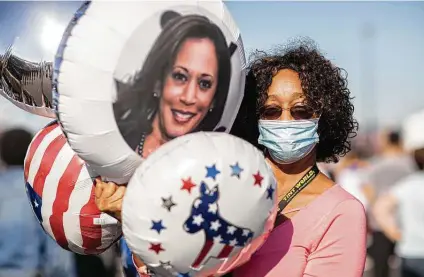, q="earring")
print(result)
[209,107,213,112]
[153,82,161,98]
